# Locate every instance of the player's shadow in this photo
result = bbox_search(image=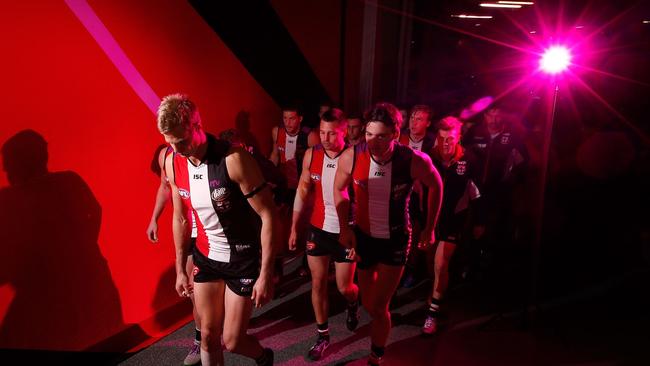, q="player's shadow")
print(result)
[0,130,146,361]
